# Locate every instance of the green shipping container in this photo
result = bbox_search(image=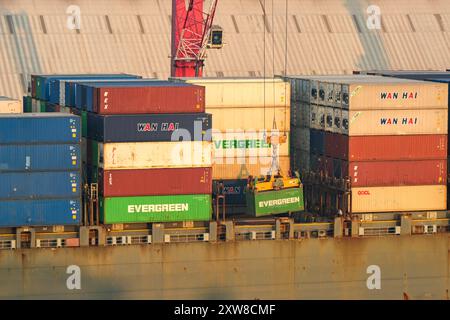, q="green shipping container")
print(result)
[100,194,212,224]
[246,187,304,217]
[23,96,32,113]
